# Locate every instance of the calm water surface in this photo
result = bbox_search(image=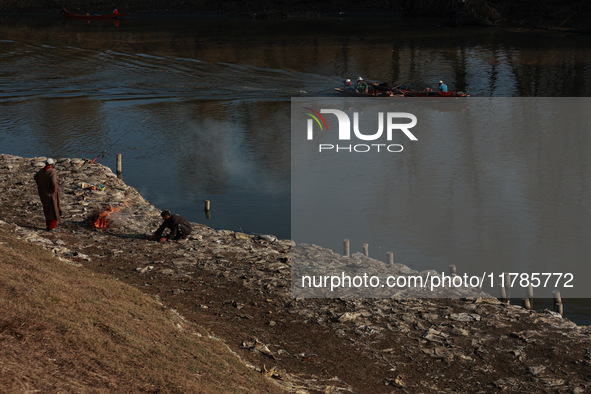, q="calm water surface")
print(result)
[1,16,590,322]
